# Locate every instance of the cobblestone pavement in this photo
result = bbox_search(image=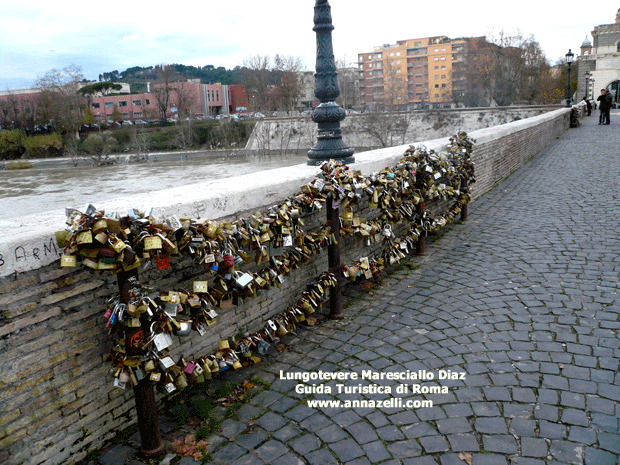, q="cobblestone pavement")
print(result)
[99,112,620,465]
